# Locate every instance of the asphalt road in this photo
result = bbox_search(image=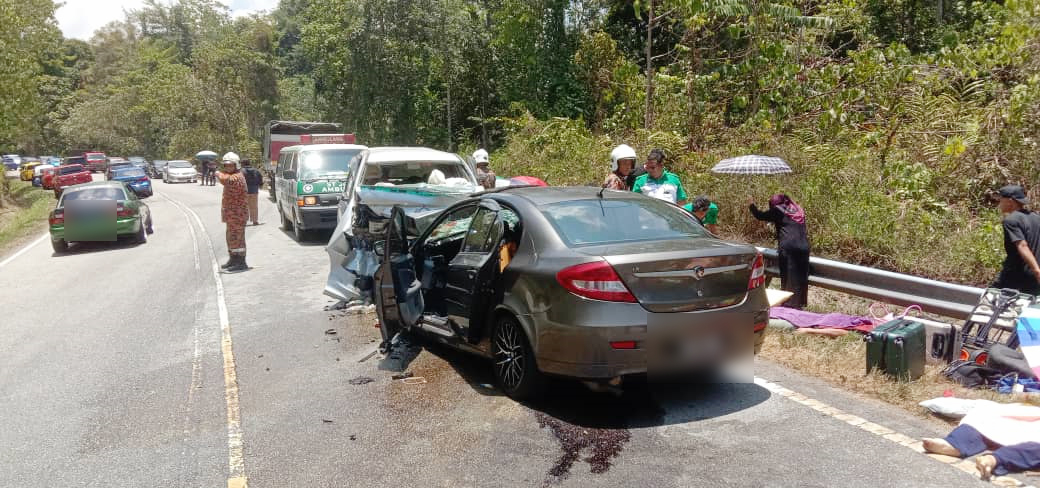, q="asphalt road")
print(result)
[0,177,1011,487]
